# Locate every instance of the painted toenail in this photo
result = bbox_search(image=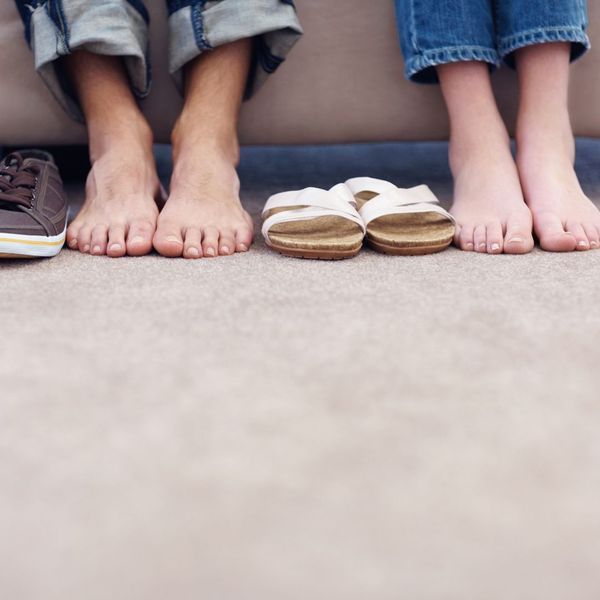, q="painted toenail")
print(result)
[491,243,500,252]
[206,247,216,256]
[221,246,230,255]
[109,243,122,252]
[69,239,78,248]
